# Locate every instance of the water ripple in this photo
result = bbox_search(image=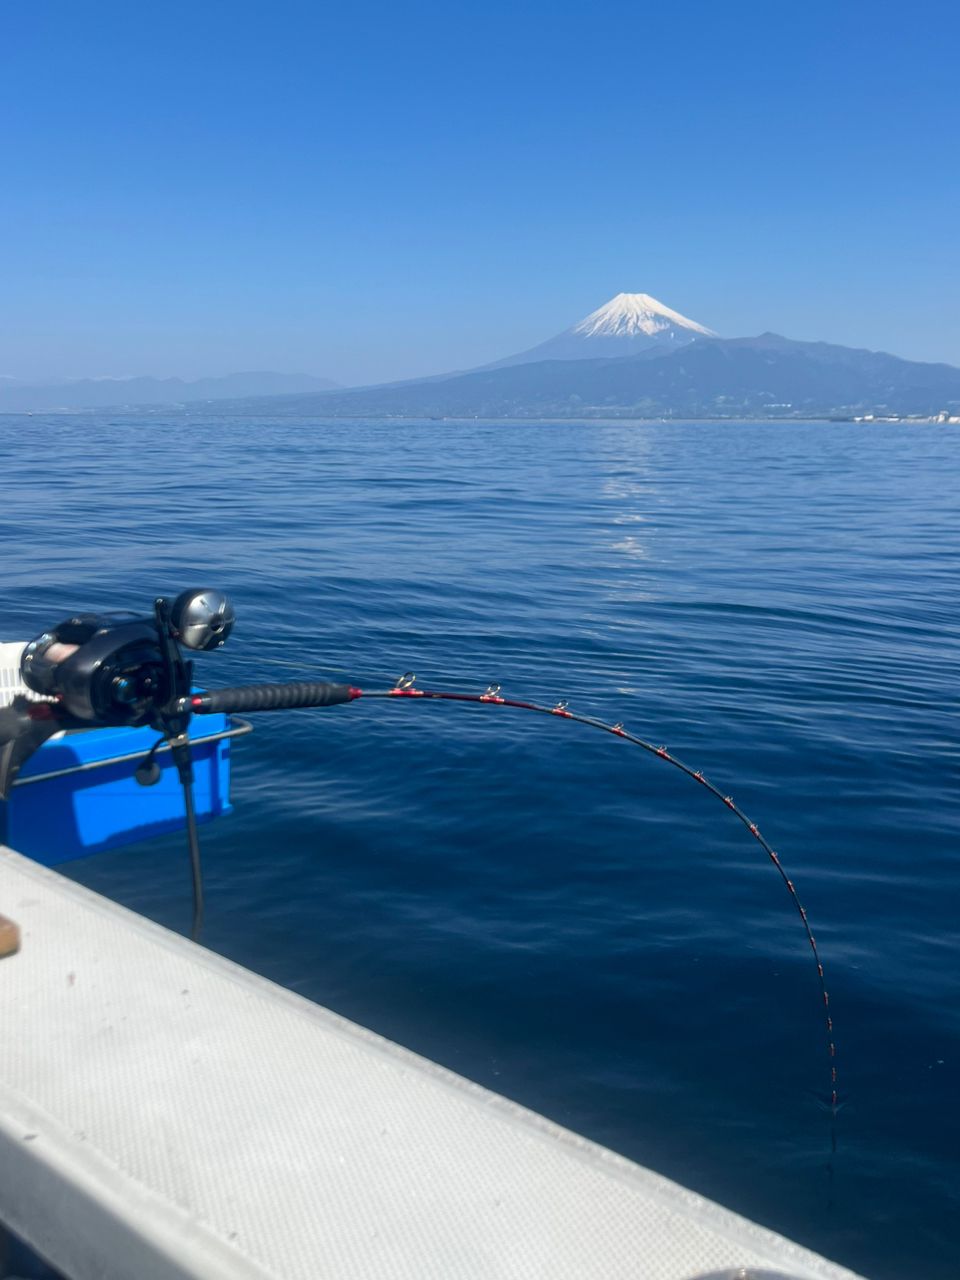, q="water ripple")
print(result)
[1,414,957,1279]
